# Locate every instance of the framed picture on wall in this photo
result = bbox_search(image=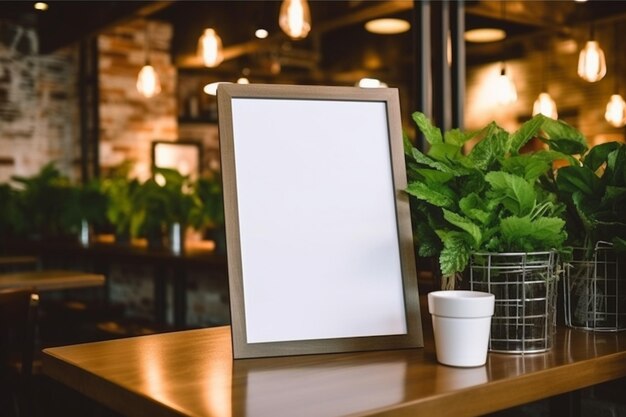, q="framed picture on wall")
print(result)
[151,140,203,179]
